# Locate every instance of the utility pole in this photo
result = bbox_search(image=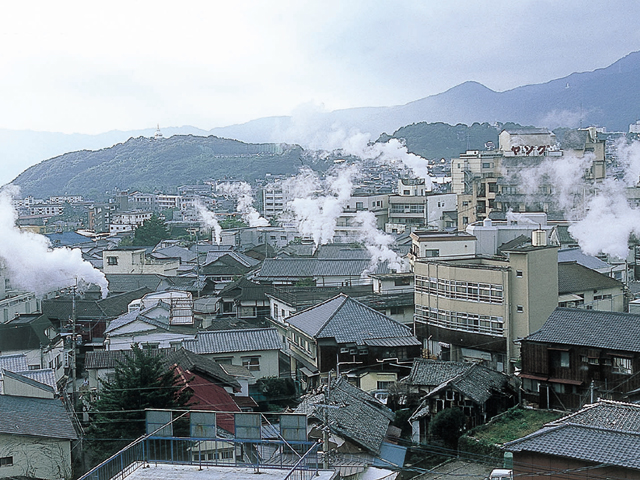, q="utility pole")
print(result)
[323,370,331,470]
[71,282,77,408]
